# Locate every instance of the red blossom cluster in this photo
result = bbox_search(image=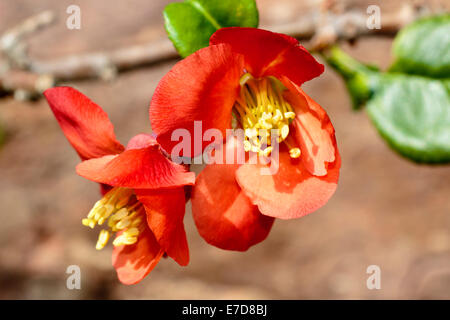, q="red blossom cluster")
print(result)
[45,28,340,284]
